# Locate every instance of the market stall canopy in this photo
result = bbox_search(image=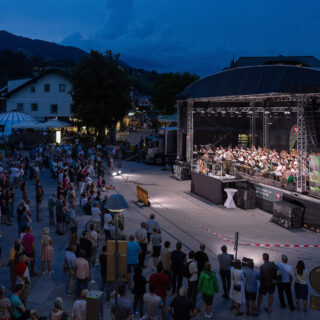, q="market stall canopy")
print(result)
[0,111,35,137]
[38,119,71,129]
[11,120,44,129]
